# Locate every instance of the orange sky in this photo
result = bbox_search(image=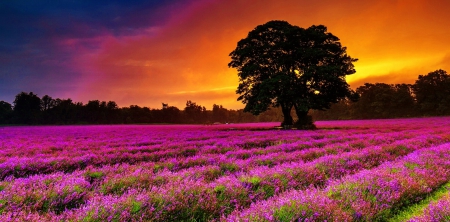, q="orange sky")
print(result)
[75,0,450,110]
